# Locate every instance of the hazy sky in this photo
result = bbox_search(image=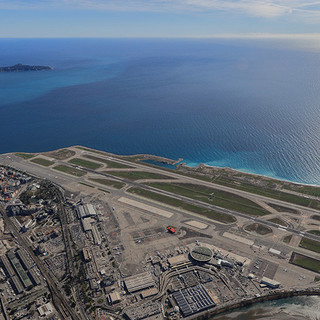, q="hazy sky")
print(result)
[1,0,320,37]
